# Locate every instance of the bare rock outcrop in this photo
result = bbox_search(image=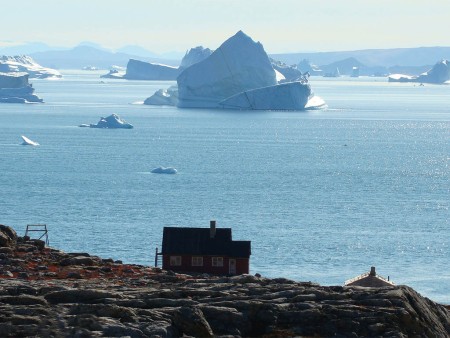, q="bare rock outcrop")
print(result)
[0,225,448,337]
[0,224,17,247]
